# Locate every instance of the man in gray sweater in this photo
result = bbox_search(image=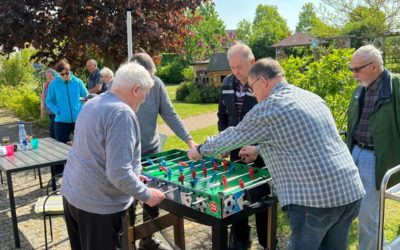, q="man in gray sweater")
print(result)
[130,52,197,250]
[61,62,165,250]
